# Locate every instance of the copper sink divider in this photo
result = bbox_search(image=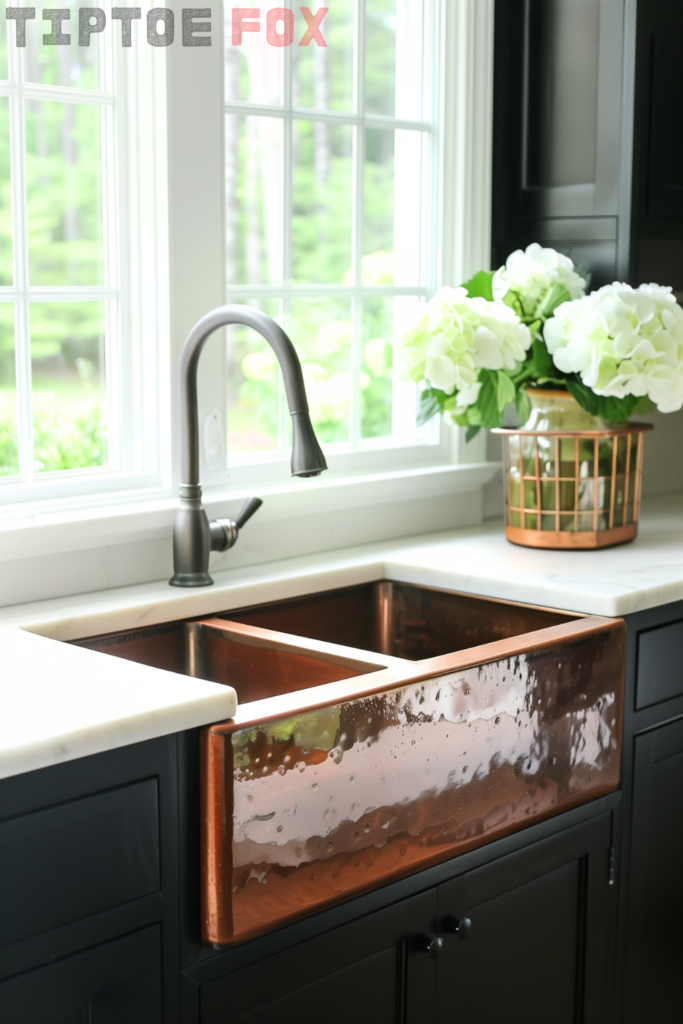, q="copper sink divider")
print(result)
[200,611,626,948]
